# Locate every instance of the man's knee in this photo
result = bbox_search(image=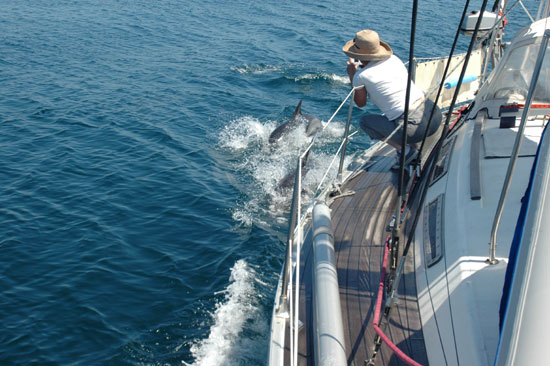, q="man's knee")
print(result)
[360,114,395,141]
